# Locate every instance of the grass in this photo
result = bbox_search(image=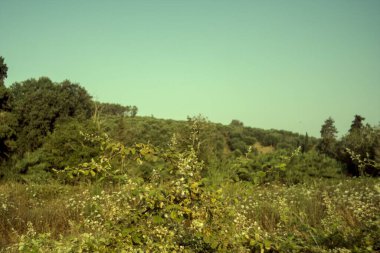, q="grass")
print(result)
[0,182,82,248]
[1,177,379,252]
